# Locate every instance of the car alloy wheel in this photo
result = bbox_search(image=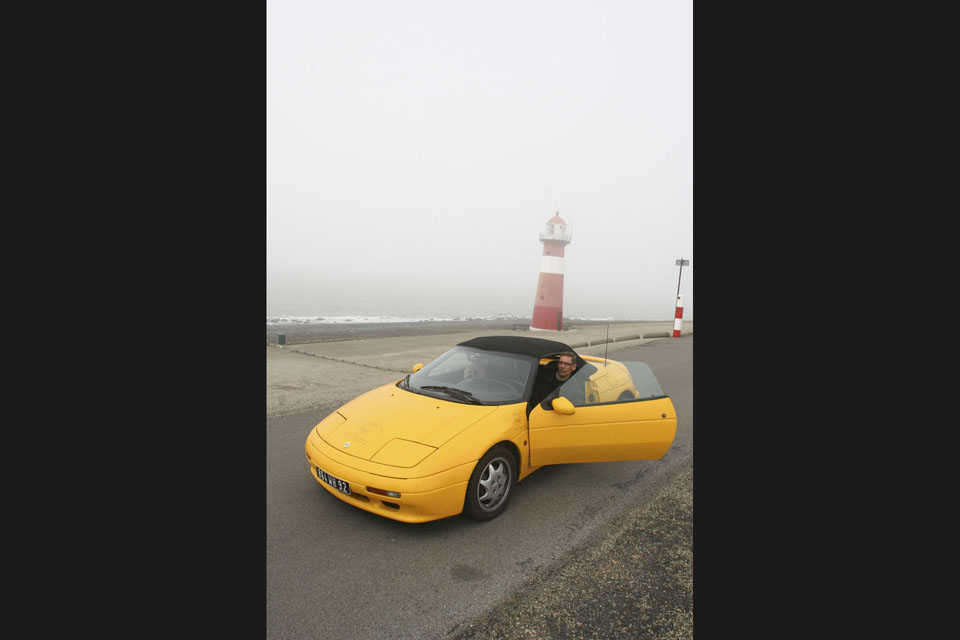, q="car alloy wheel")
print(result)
[478,457,511,510]
[464,445,515,521]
